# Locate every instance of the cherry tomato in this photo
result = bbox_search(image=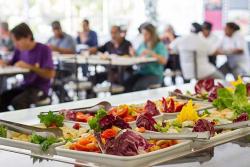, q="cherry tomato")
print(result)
[73,123,81,130]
